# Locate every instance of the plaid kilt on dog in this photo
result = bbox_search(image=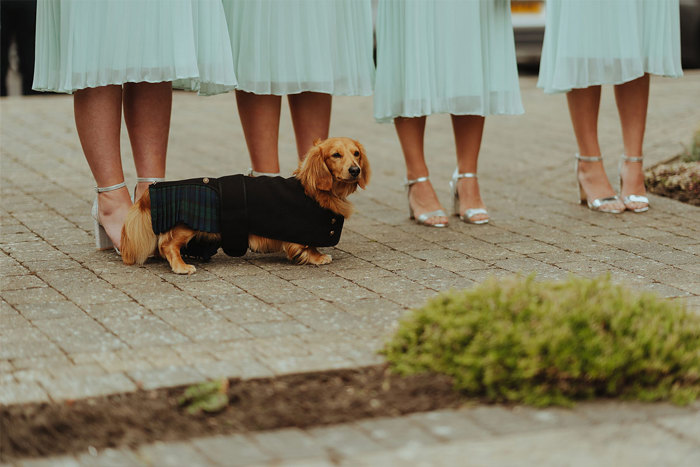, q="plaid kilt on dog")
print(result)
[148,175,345,260]
[150,182,220,234]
